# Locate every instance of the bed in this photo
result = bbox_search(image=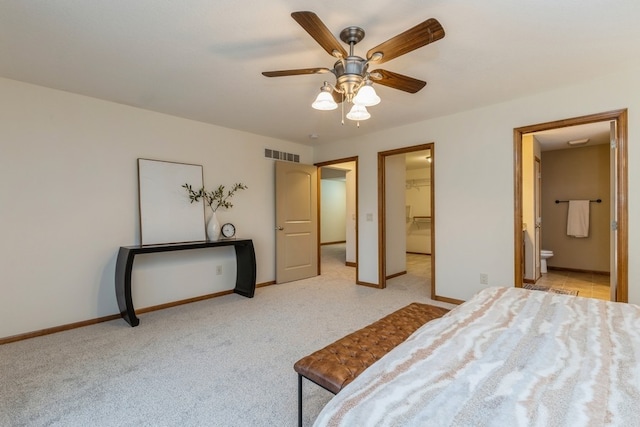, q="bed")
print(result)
[313,286,640,426]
